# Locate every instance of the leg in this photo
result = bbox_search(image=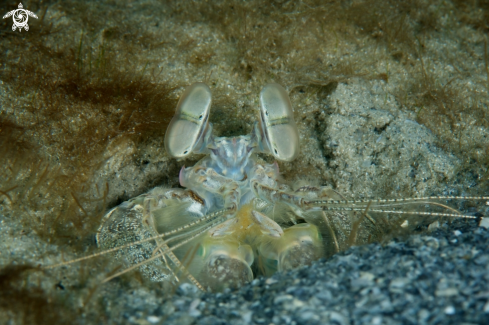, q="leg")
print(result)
[96,187,209,289]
